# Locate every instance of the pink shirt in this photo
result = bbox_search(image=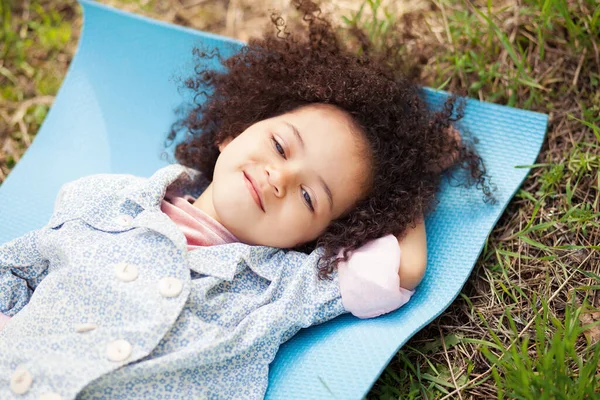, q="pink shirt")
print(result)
[160,195,238,248]
[337,234,414,318]
[162,196,414,319]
